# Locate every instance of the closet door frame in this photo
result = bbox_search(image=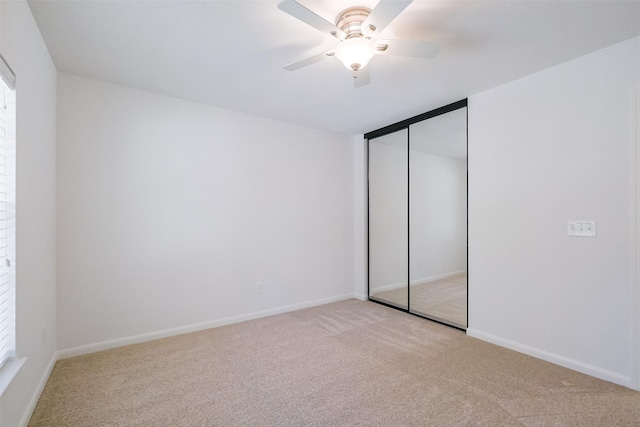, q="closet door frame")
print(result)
[366,99,468,330]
